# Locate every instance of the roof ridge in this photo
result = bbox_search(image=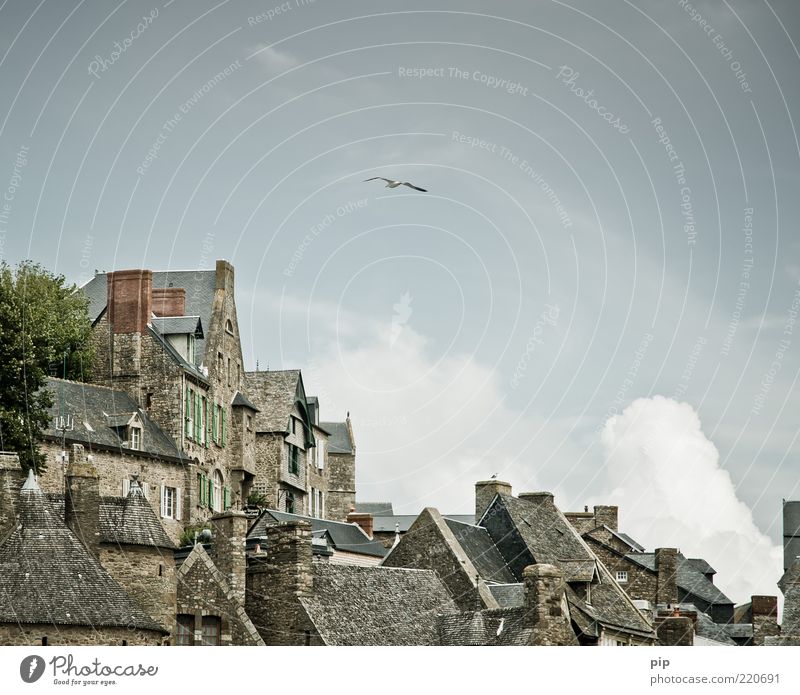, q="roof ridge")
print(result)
[47,377,124,393]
